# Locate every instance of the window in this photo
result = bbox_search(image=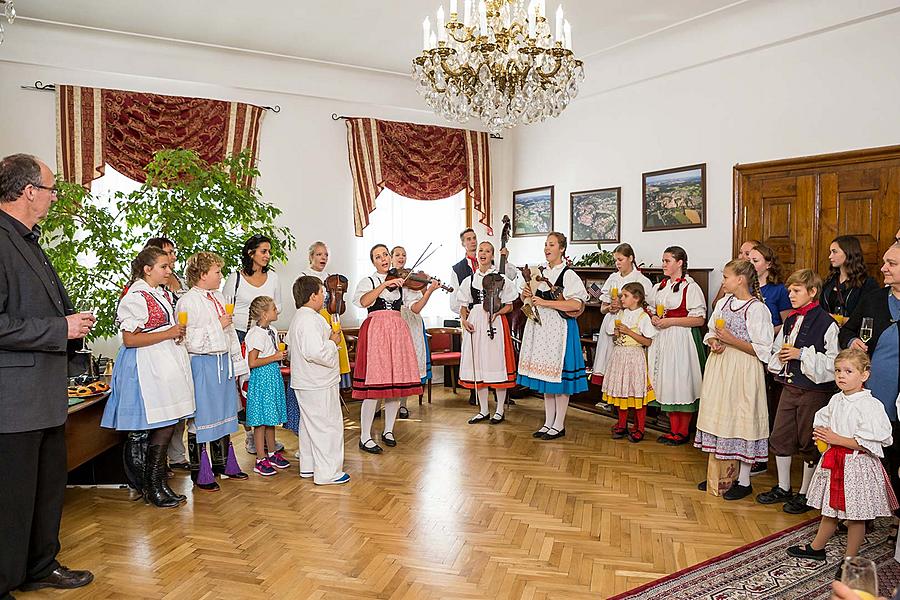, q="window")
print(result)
[353,189,467,326]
